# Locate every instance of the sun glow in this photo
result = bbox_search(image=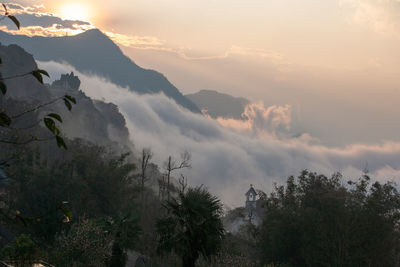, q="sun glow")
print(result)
[59,3,91,22]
